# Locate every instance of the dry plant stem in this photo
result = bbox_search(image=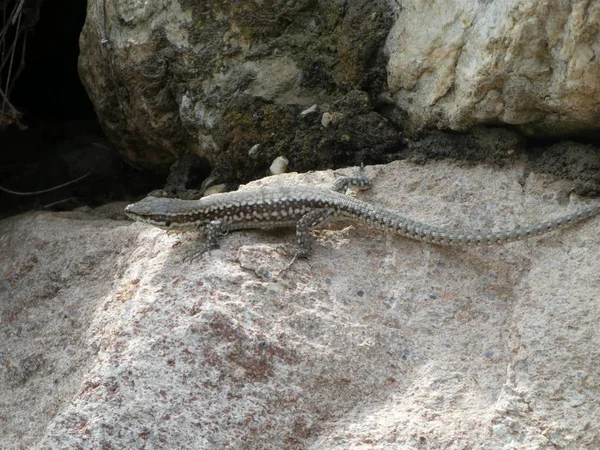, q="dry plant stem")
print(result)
[0,172,92,196]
